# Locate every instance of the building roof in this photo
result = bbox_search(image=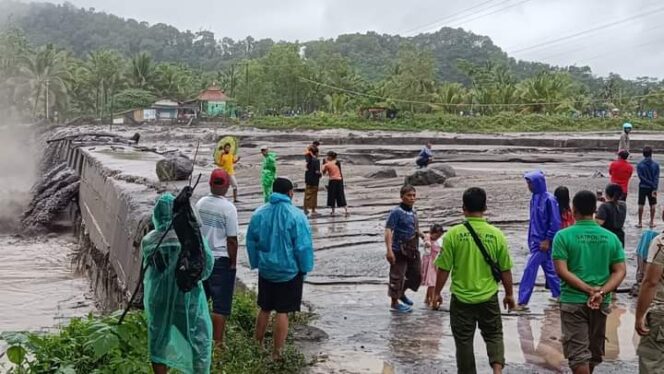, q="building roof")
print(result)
[197,83,231,102]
